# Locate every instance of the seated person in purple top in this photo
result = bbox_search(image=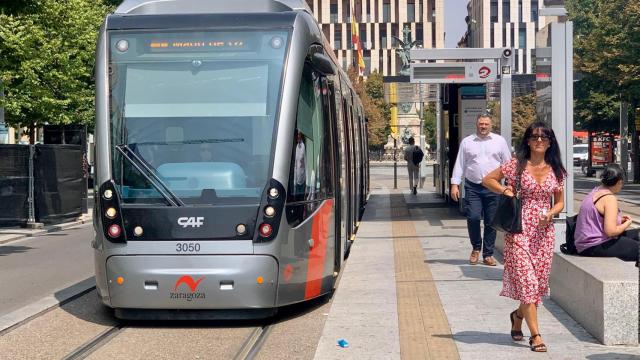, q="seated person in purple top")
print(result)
[574,164,639,266]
